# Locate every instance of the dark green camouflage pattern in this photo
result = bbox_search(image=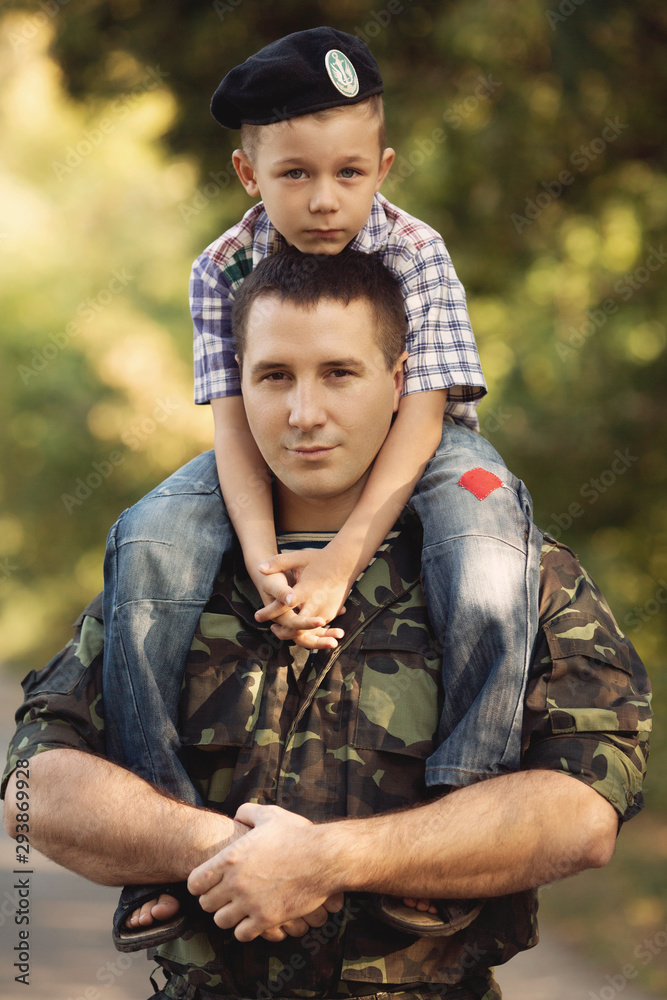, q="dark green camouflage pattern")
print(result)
[2,530,651,1000]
